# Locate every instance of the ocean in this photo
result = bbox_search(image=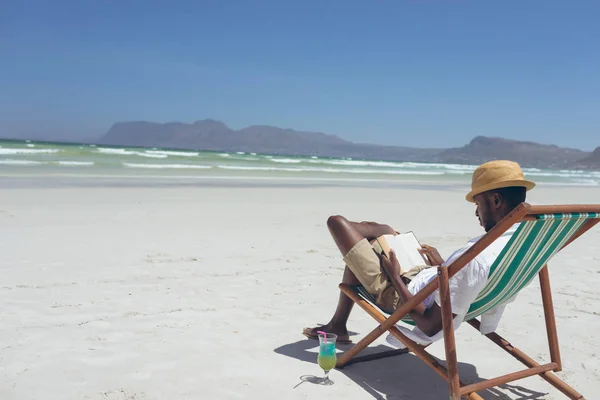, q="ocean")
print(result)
[1,139,599,187]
